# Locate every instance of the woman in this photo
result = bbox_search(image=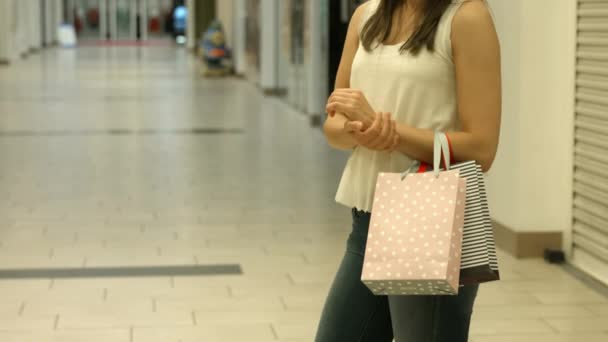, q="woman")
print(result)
[317,0,501,341]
